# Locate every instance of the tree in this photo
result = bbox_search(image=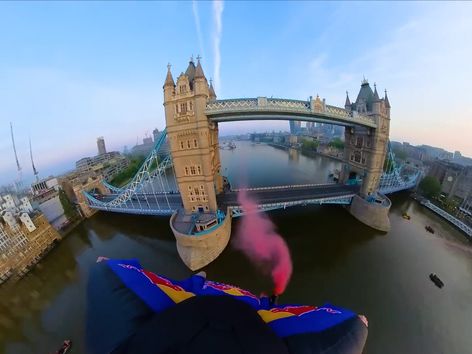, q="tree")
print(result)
[110,155,146,186]
[59,189,79,221]
[301,139,319,152]
[418,176,441,198]
[328,138,344,150]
